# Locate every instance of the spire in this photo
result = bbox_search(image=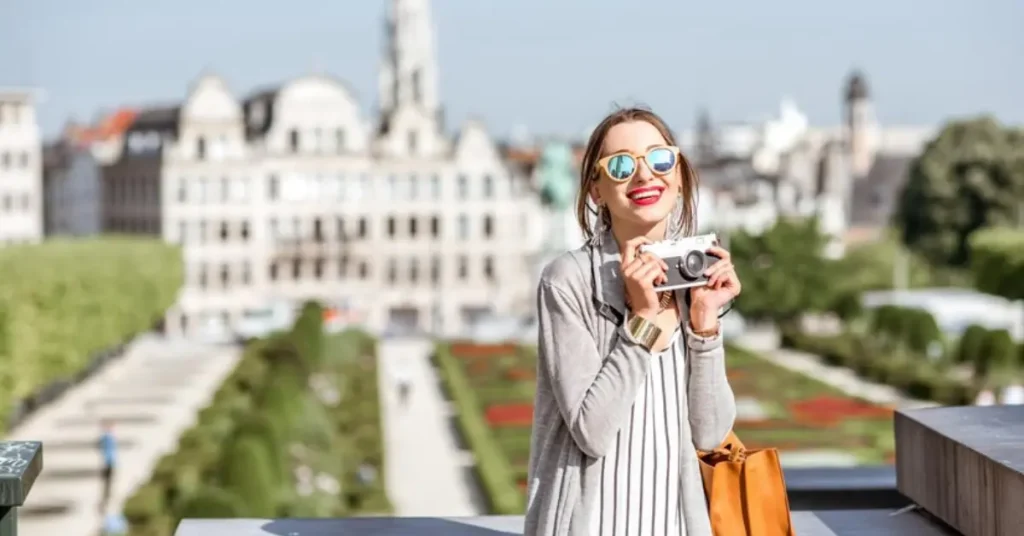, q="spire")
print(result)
[695,107,717,166]
[378,0,440,117]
